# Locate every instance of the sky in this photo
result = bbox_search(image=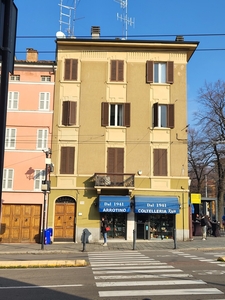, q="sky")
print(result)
[14,0,225,126]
